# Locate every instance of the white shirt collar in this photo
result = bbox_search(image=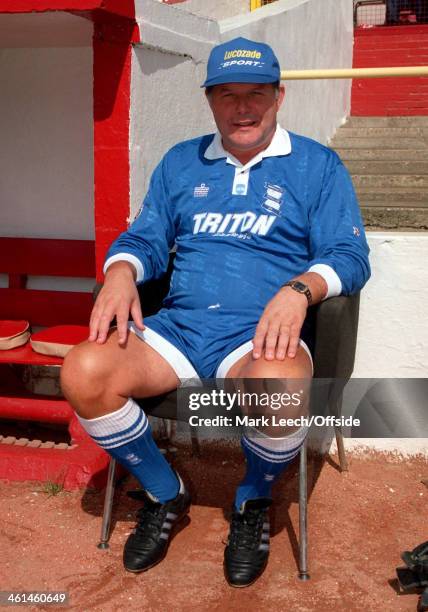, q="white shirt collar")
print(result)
[204,124,292,171]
